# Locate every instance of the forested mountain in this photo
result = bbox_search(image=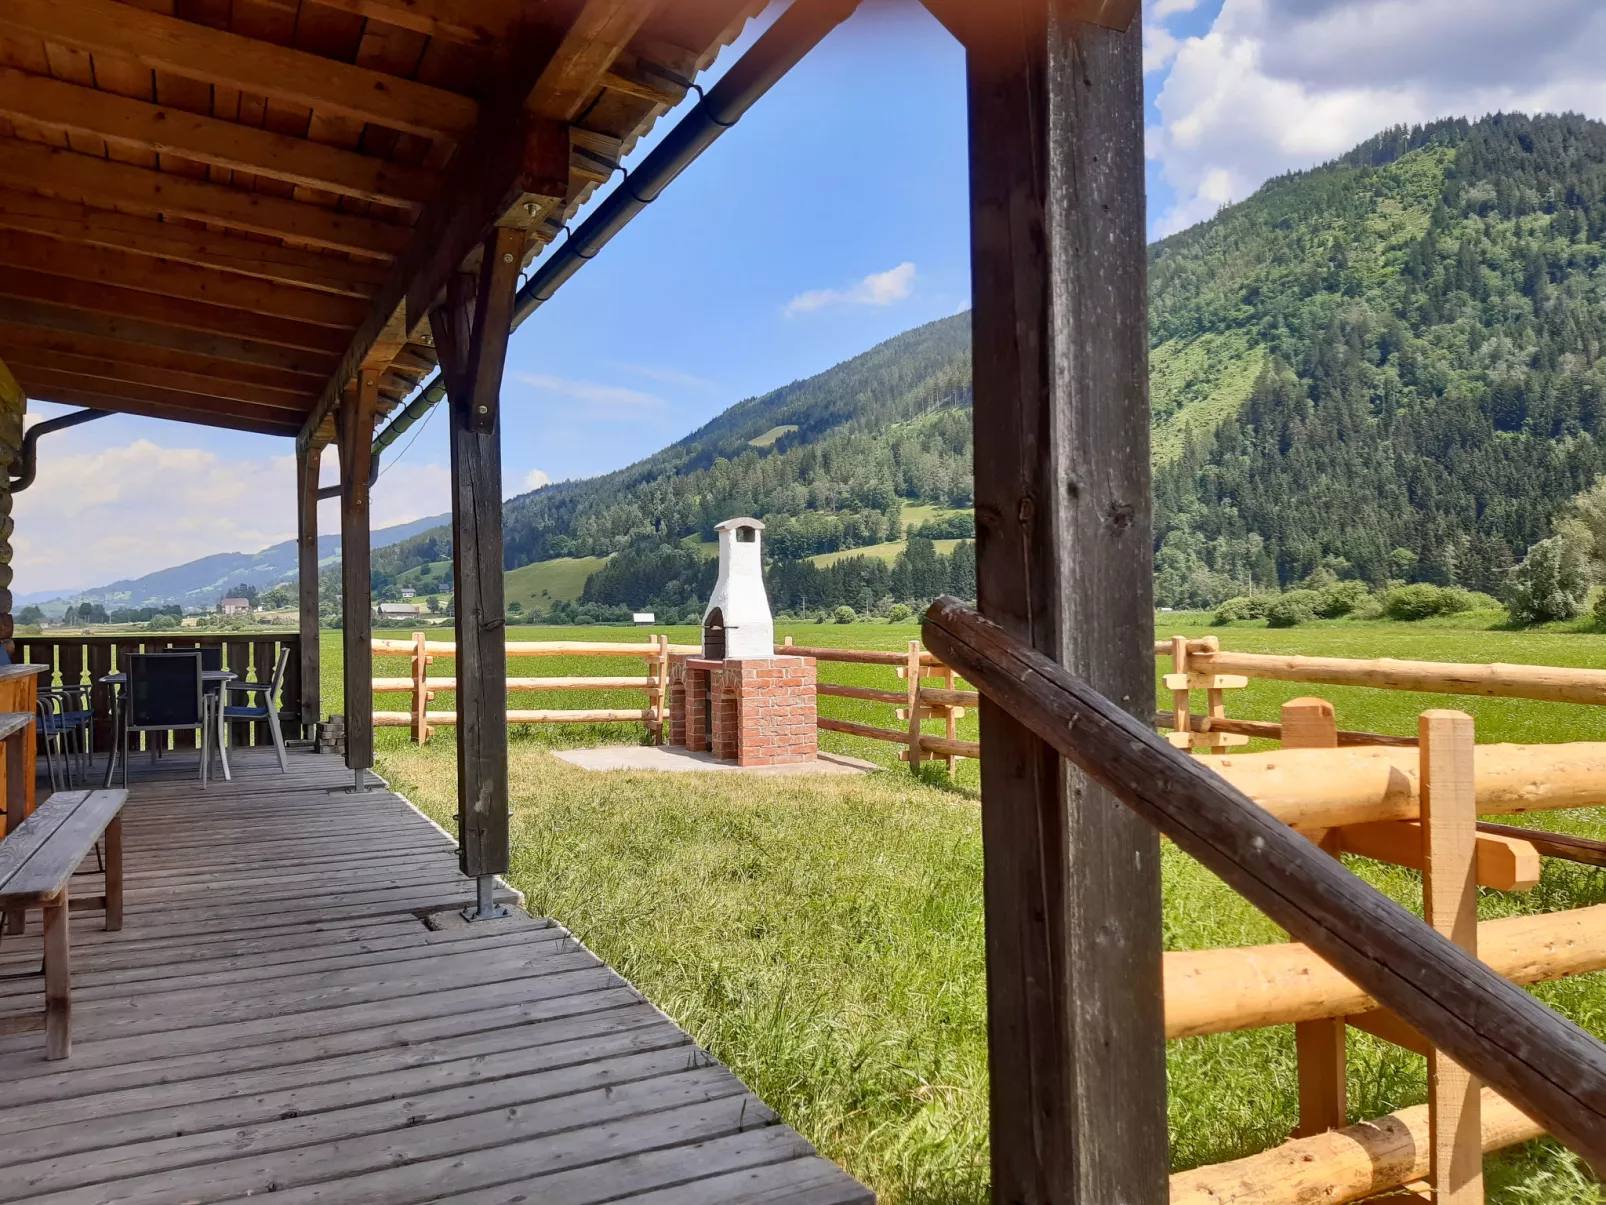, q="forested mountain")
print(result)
[379,112,1606,616]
